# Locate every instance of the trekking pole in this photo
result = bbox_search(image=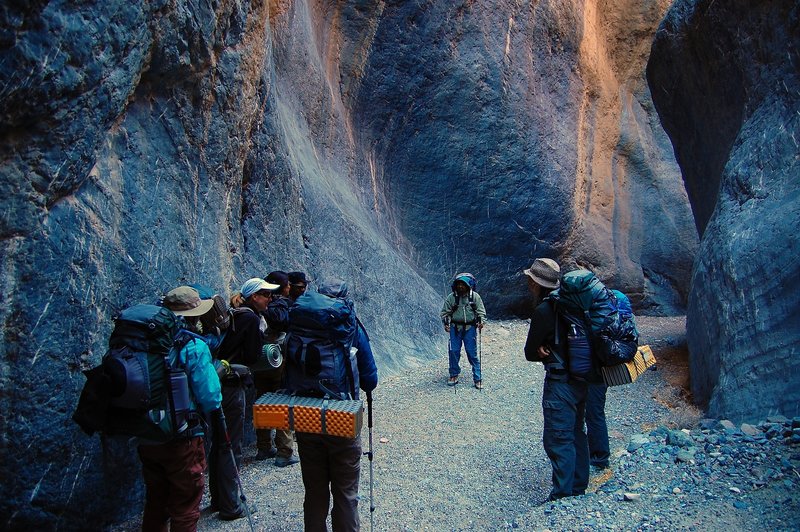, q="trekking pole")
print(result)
[477,323,483,392]
[216,410,256,532]
[451,337,457,395]
[364,391,375,532]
